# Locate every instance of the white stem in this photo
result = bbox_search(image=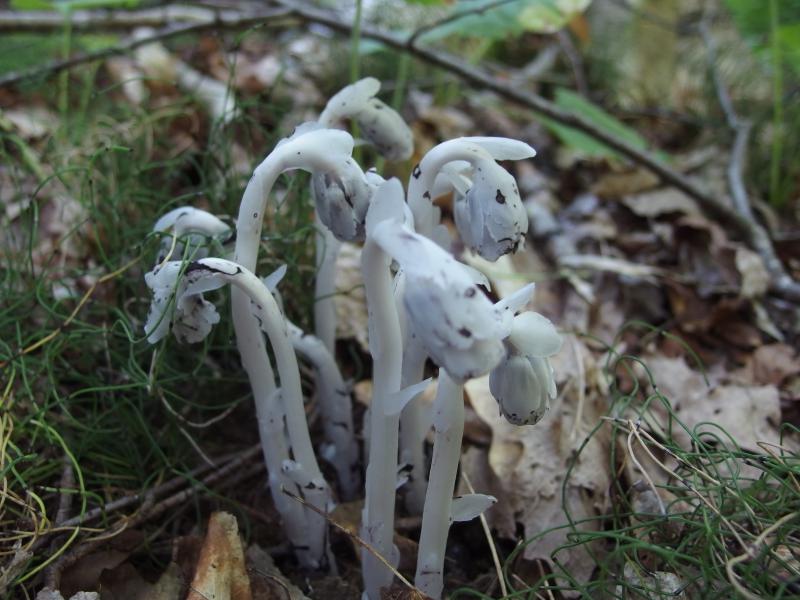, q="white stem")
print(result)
[360,235,403,599]
[400,338,429,514]
[196,259,334,571]
[415,369,464,600]
[407,140,488,239]
[313,219,340,354]
[232,143,344,571]
[288,321,360,500]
